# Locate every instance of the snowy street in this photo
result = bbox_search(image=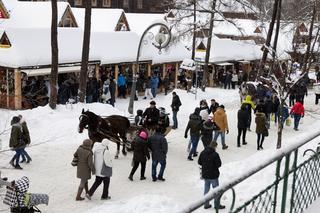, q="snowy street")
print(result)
[1,88,320,213]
